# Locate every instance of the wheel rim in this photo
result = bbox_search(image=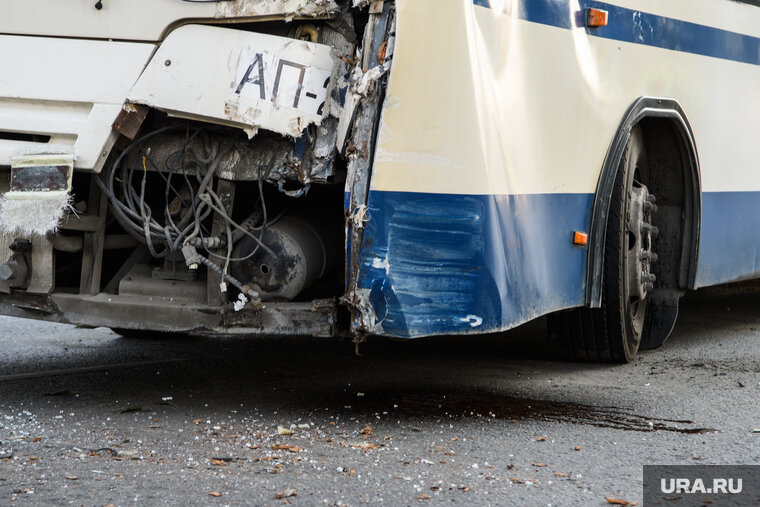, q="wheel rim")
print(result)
[625,183,658,338]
